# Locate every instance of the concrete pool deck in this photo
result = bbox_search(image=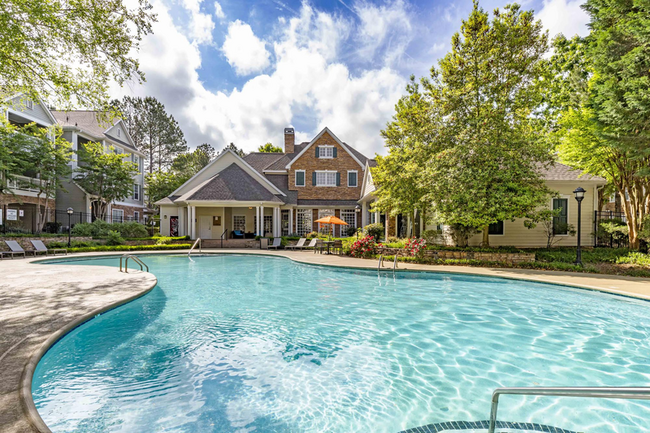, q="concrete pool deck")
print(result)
[1,249,649,432]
